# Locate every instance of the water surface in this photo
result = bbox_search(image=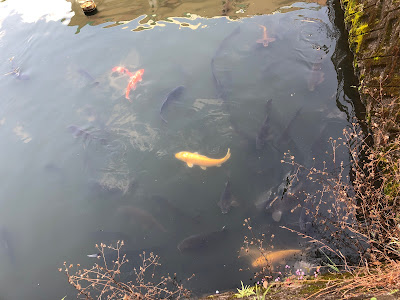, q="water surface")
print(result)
[0,0,361,298]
